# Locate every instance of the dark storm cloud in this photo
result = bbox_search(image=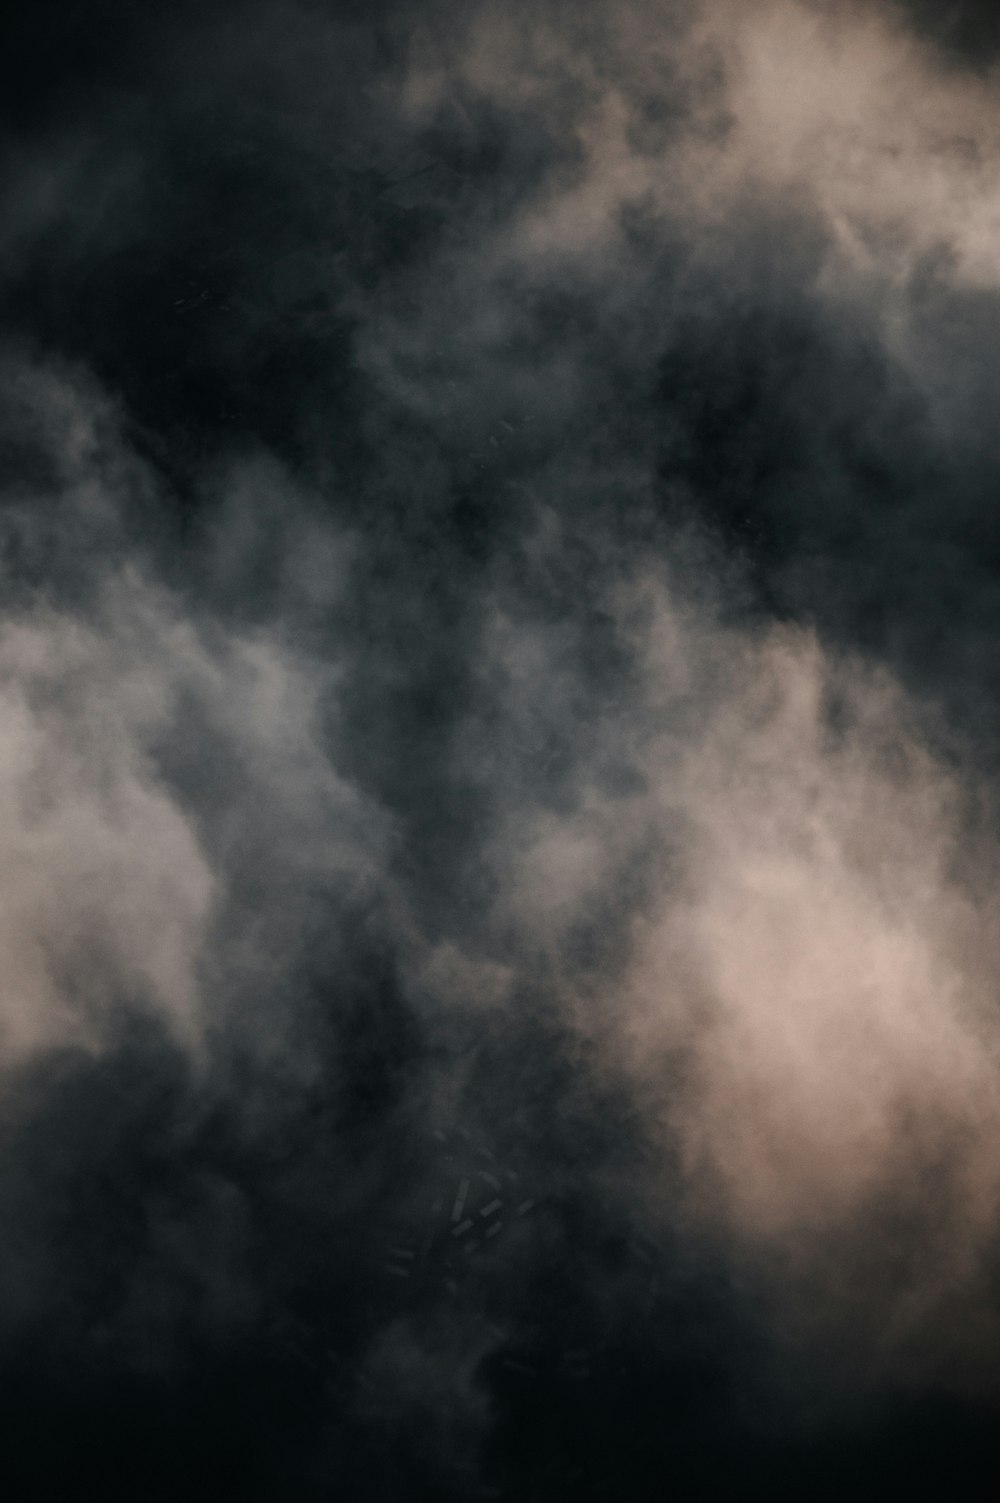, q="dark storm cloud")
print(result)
[5,0,1000,1497]
[888,0,1000,65]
